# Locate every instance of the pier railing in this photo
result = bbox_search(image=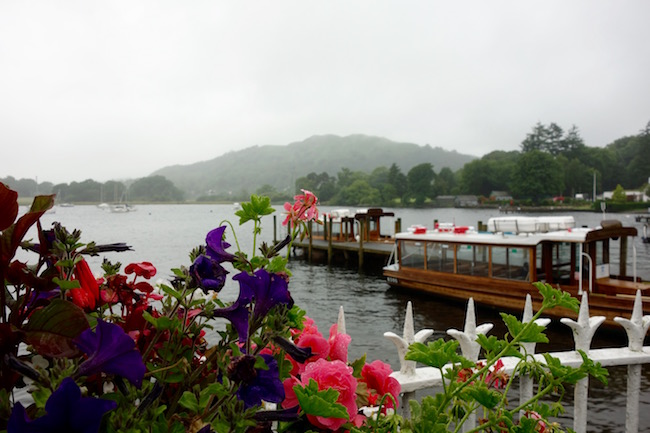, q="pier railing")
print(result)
[335,290,650,433]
